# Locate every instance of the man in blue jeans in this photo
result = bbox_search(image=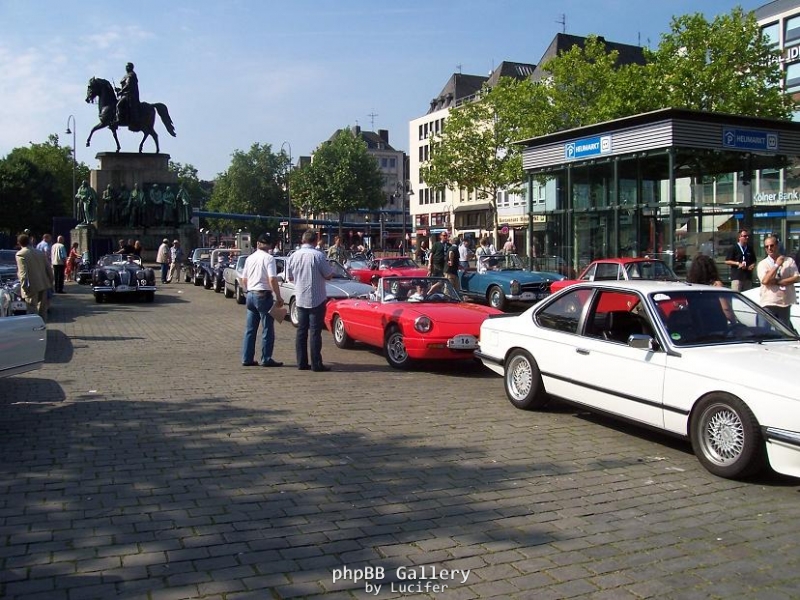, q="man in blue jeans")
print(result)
[240,235,285,367]
[287,229,334,371]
